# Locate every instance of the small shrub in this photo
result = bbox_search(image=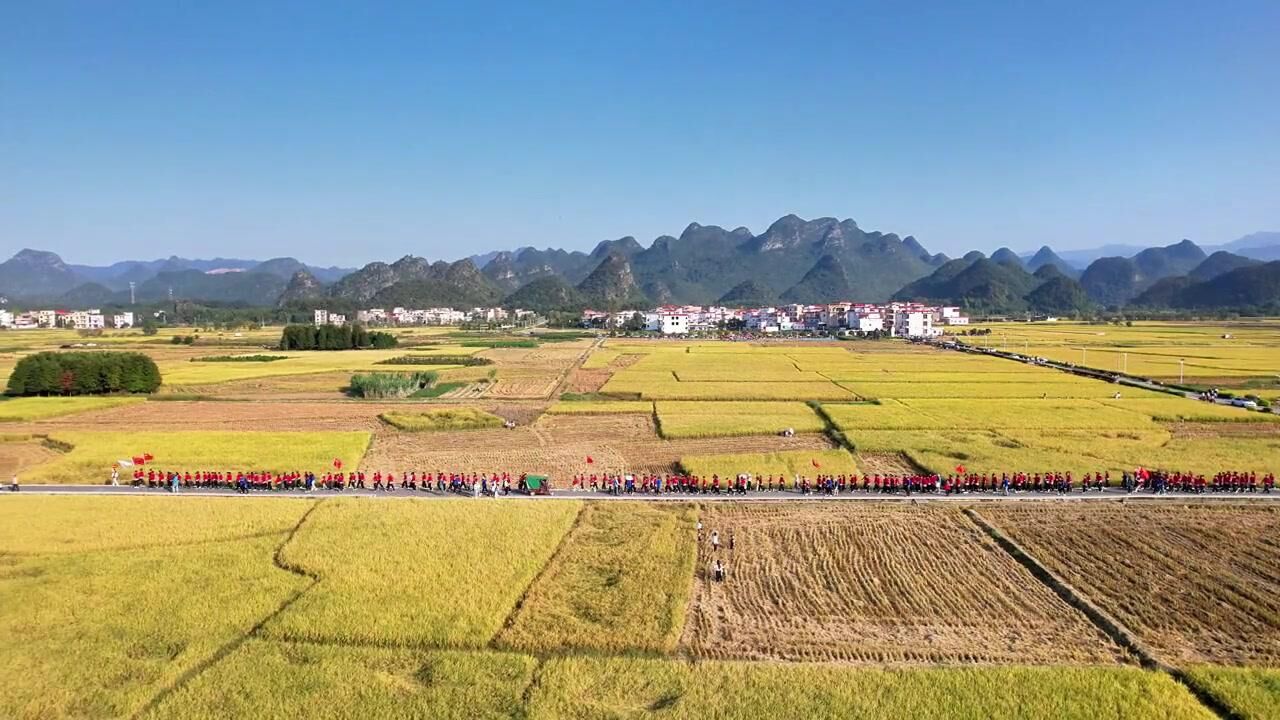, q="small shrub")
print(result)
[348,372,437,399]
